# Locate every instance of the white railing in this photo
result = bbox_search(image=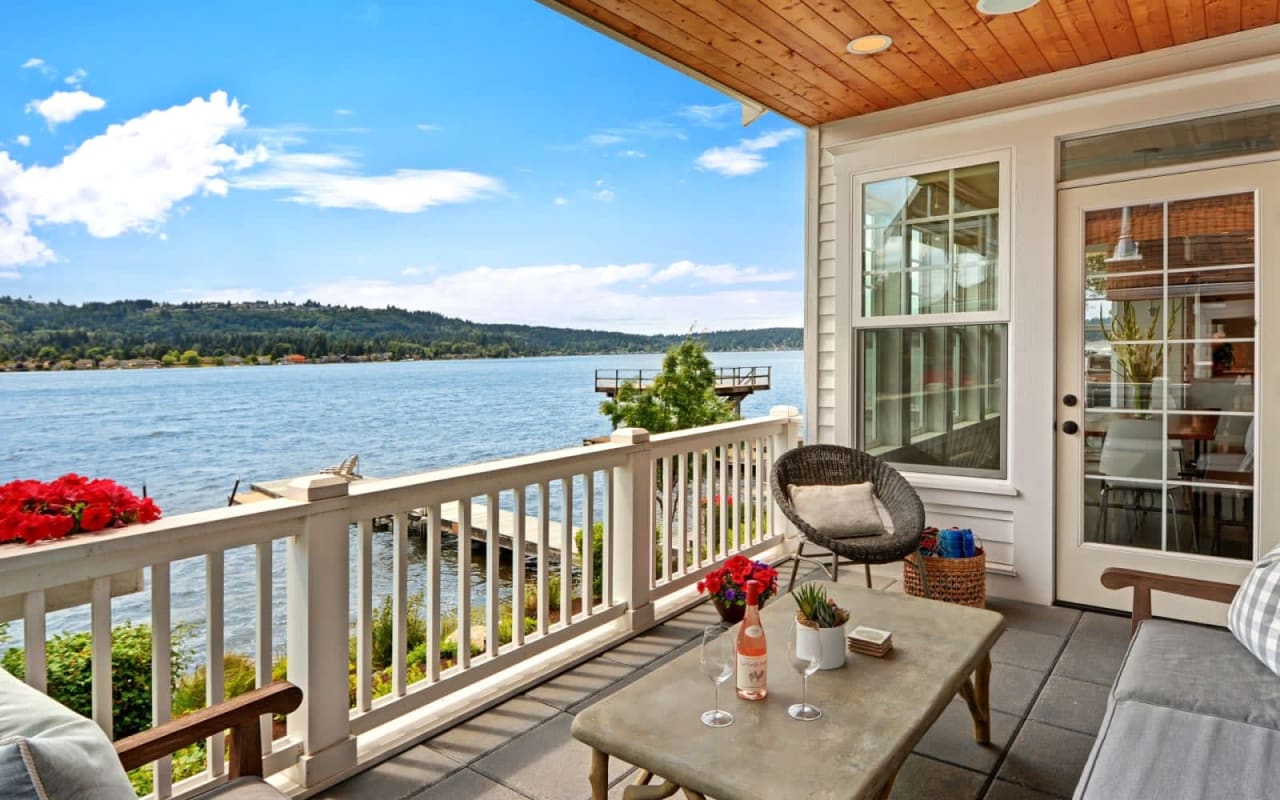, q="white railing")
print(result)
[0,407,801,797]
